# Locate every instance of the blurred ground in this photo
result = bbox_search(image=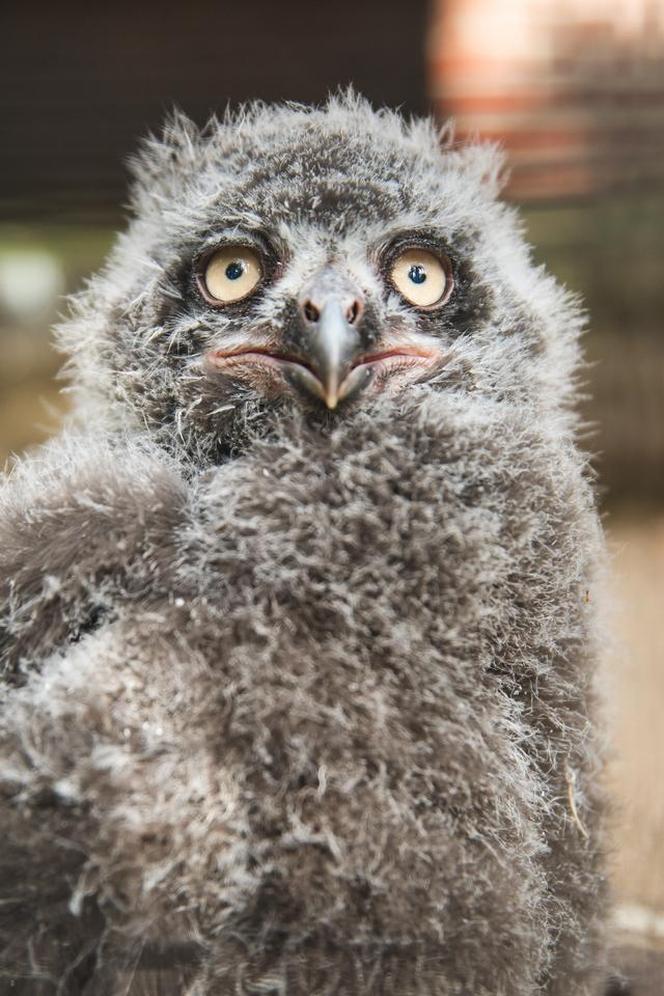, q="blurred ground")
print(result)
[604,517,664,992]
[607,516,664,914]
